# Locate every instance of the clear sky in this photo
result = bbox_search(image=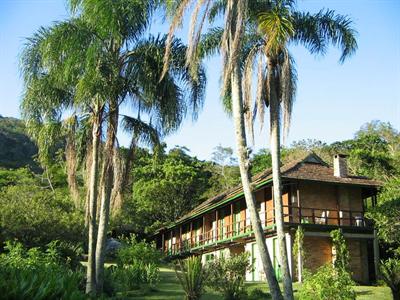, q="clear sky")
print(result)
[1,0,399,160]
